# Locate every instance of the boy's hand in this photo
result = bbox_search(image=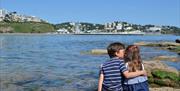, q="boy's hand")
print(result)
[140,70,147,76]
